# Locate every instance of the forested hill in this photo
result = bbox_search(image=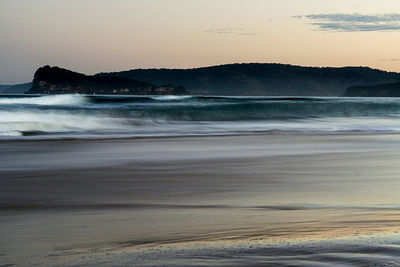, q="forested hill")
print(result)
[97,63,400,96]
[27,66,187,95]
